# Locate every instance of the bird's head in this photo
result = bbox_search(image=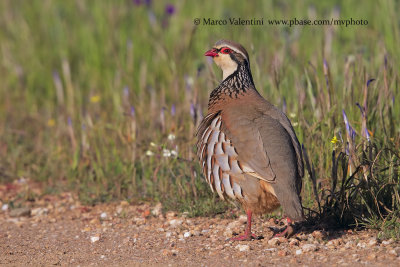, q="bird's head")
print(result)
[205,40,250,80]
